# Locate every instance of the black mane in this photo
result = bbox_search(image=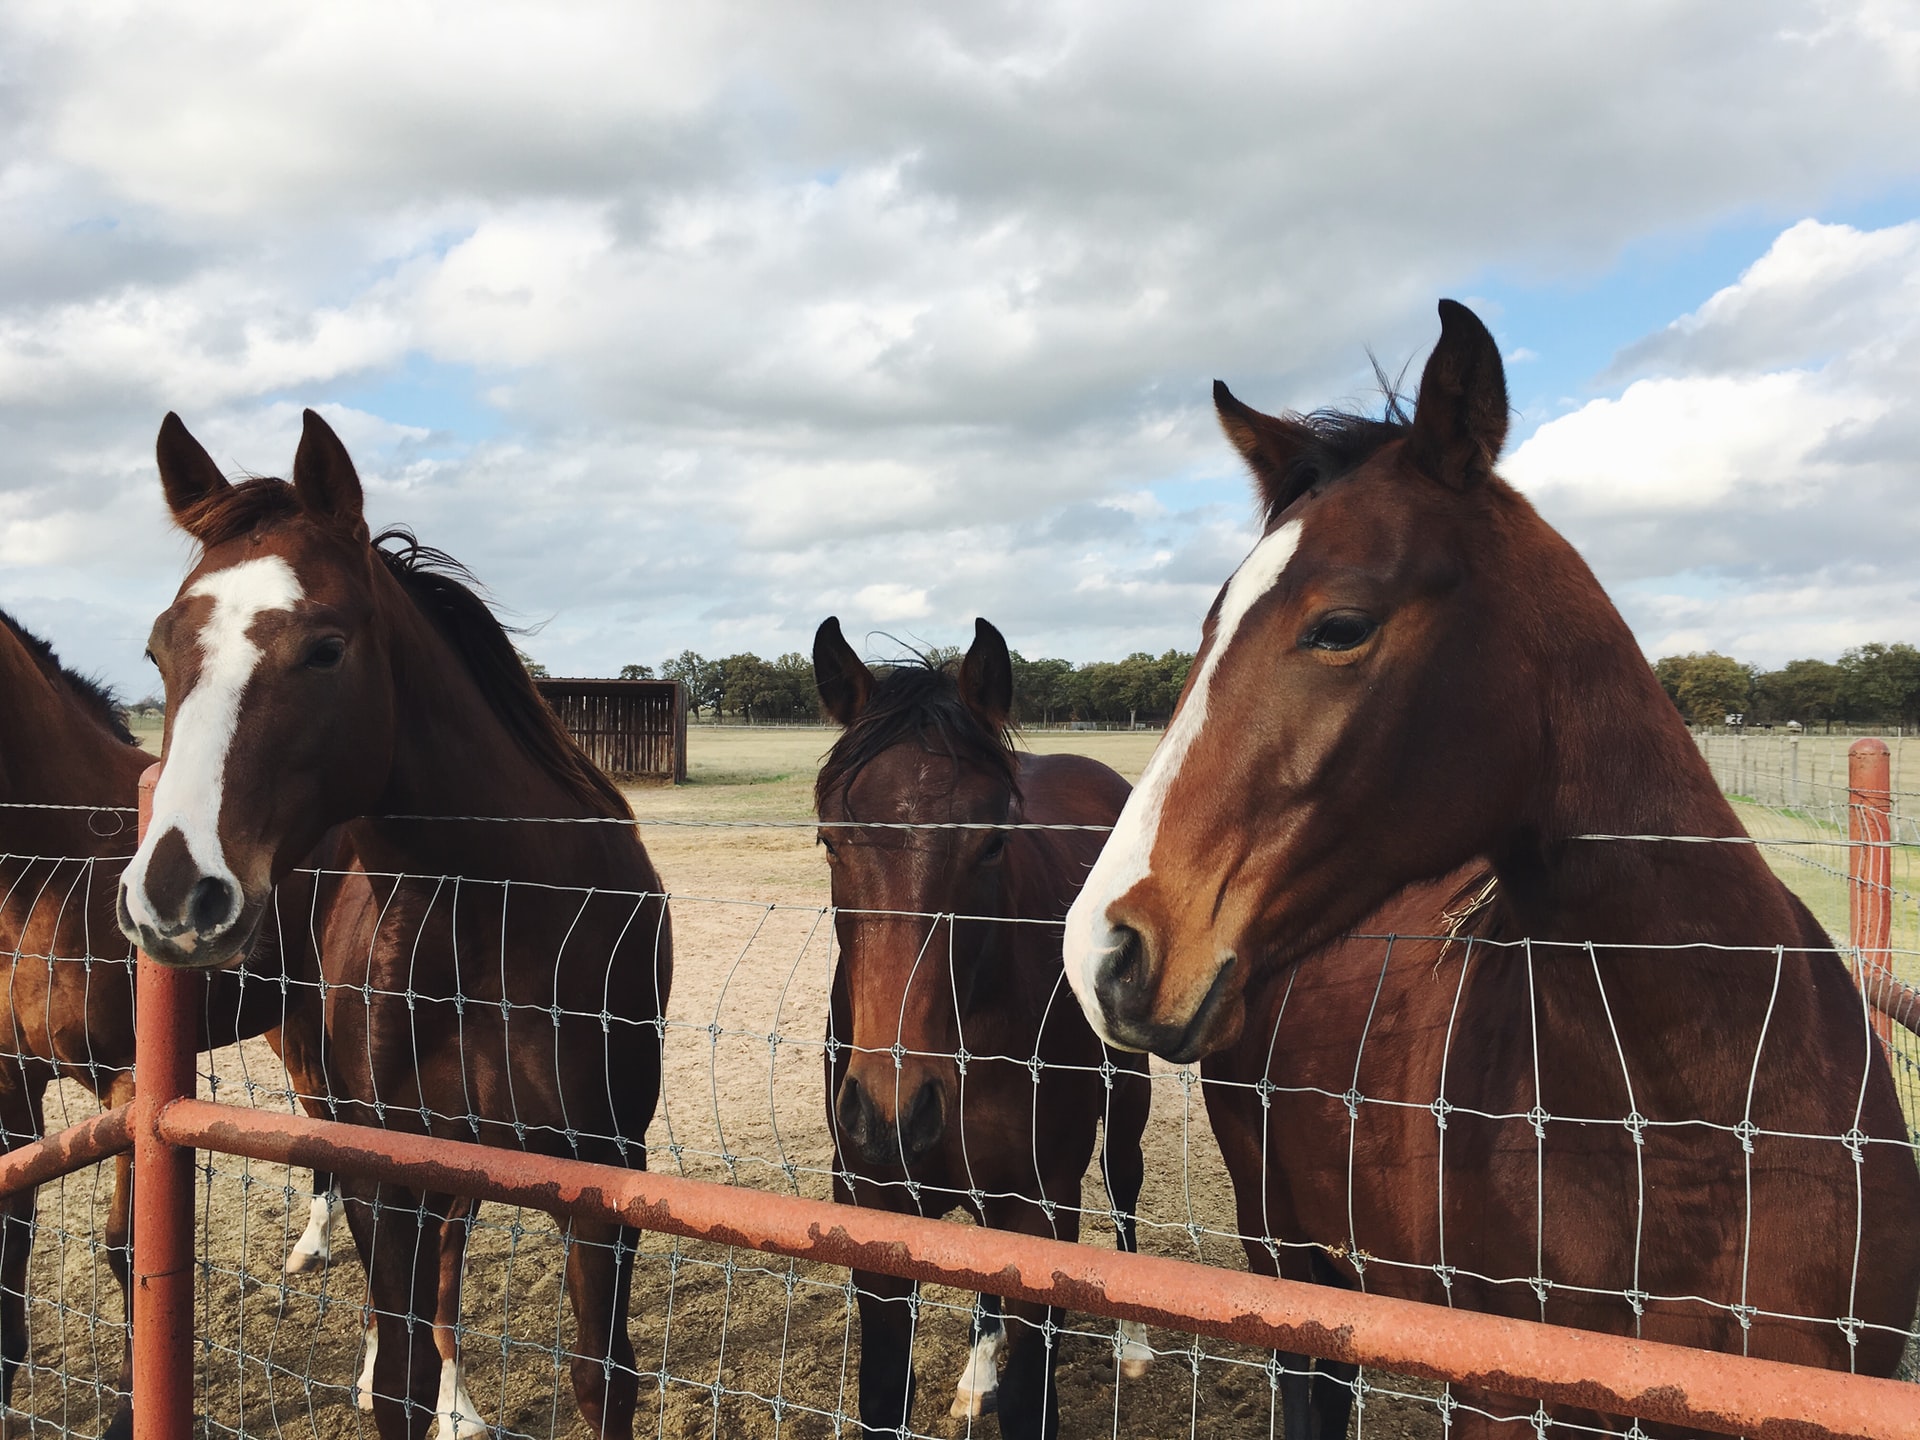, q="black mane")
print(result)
[816,661,1019,812]
[172,479,629,820]
[1261,390,1412,526]
[0,610,135,745]
[373,529,631,820]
